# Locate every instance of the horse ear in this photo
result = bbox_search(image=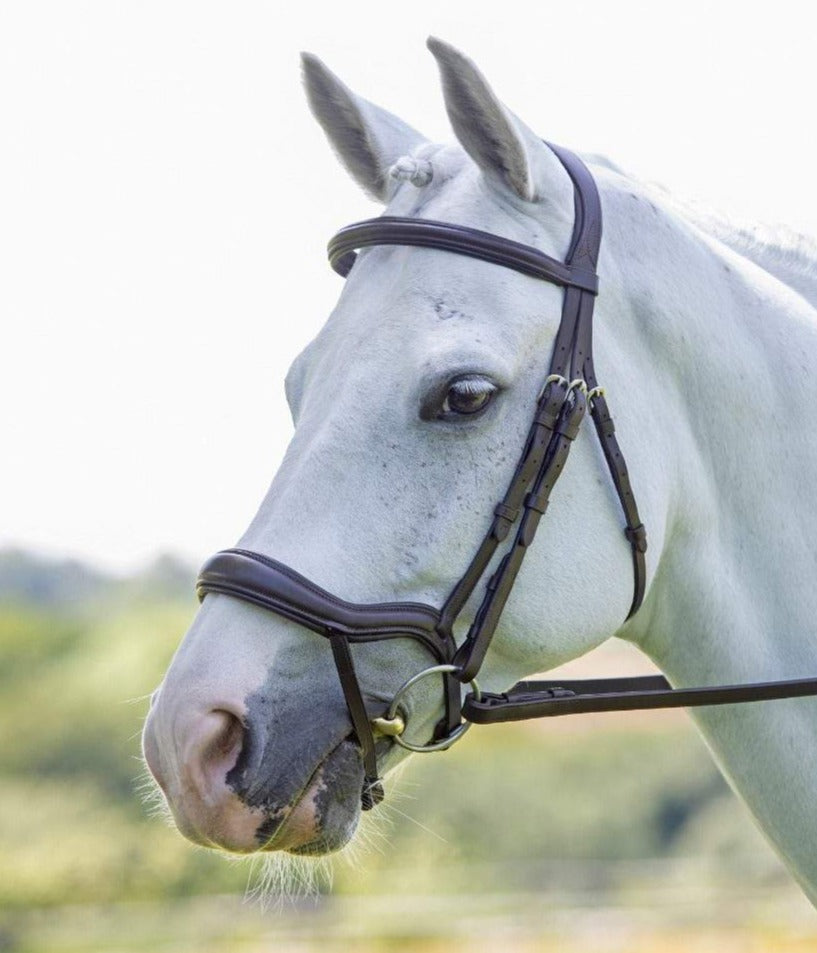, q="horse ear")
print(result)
[427,37,566,207]
[301,52,429,203]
